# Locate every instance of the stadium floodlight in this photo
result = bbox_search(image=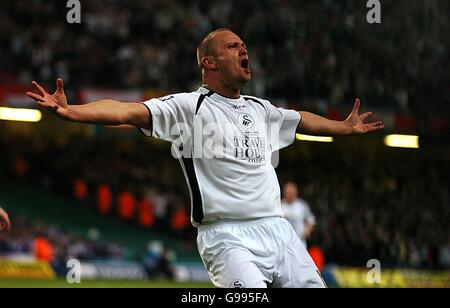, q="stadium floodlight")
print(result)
[296,134,333,143]
[384,134,419,149]
[0,107,42,122]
